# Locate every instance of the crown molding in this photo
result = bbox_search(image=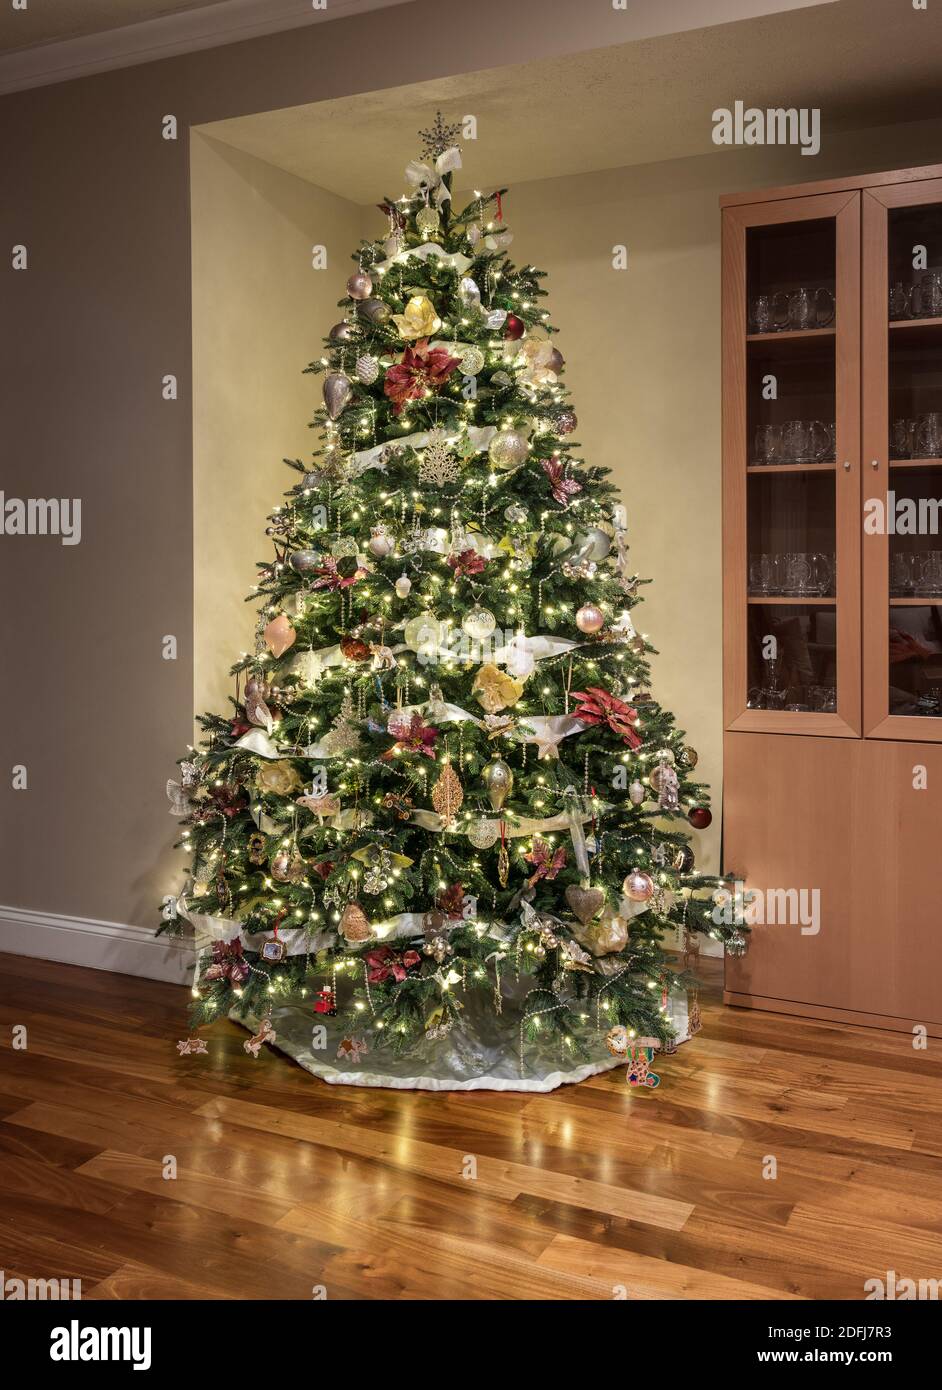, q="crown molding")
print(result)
[0,0,410,96]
